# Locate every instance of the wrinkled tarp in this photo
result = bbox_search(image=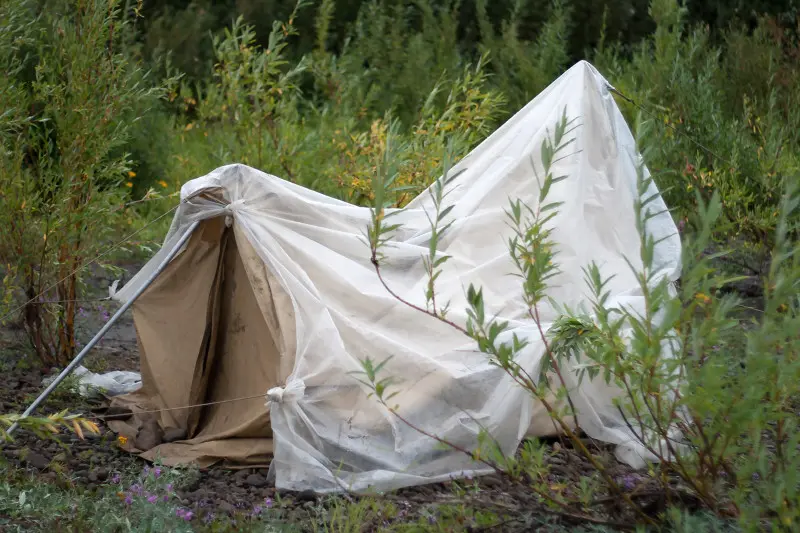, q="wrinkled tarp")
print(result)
[109,60,681,493]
